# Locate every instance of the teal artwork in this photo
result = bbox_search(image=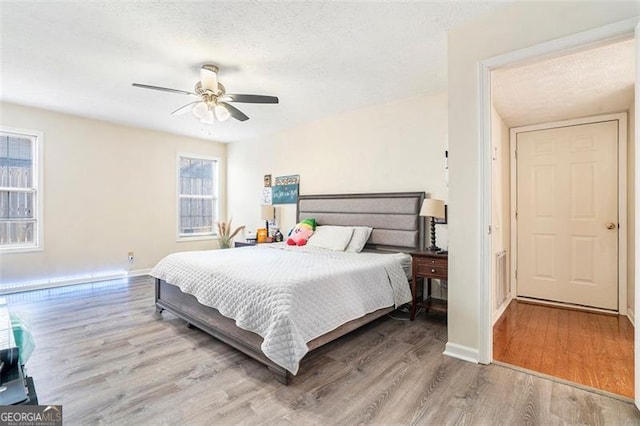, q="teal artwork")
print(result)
[272,175,299,204]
